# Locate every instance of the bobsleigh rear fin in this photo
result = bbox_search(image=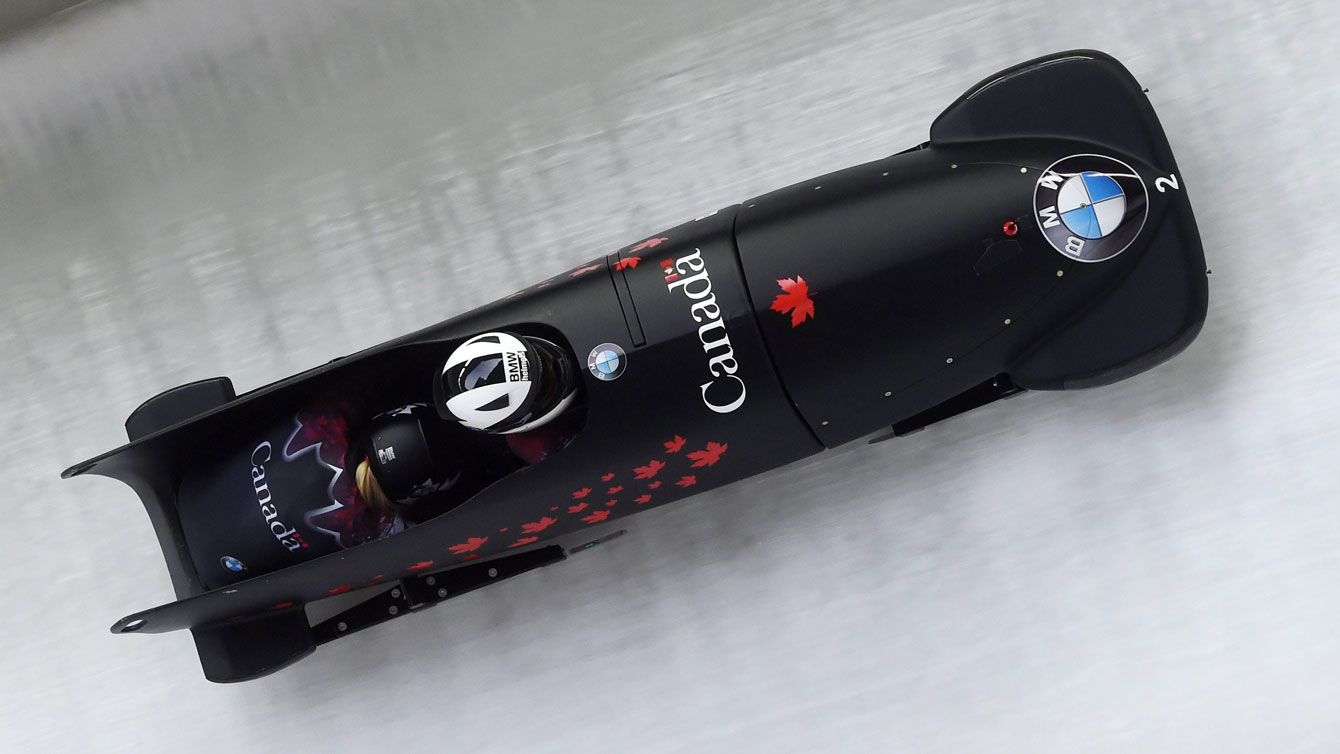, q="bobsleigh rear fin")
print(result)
[60,377,240,600]
[930,50,1172,169]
